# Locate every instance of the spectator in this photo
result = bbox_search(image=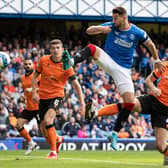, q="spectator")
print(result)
[145,122,154,137]
[75,113,85,127]
[90,124,106,138]
[0,107,9,138]
[78,125,89,138]
[29,124,41,137]
[103,118,114,133]
[62,117,81,137]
